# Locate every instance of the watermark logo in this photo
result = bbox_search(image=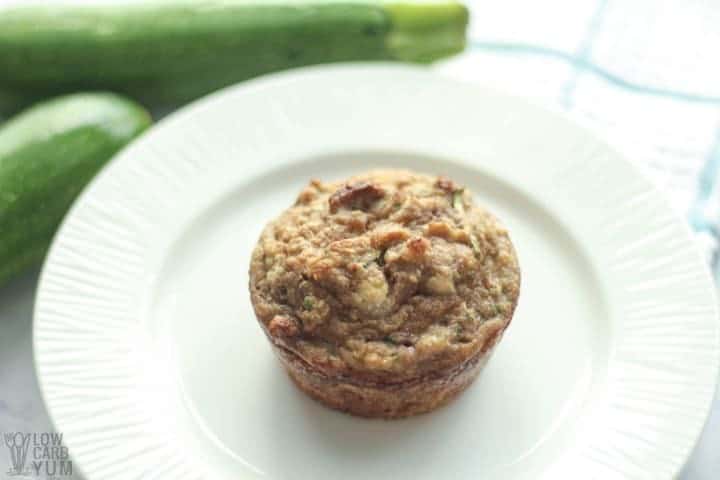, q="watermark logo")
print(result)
[3,432,72,477]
